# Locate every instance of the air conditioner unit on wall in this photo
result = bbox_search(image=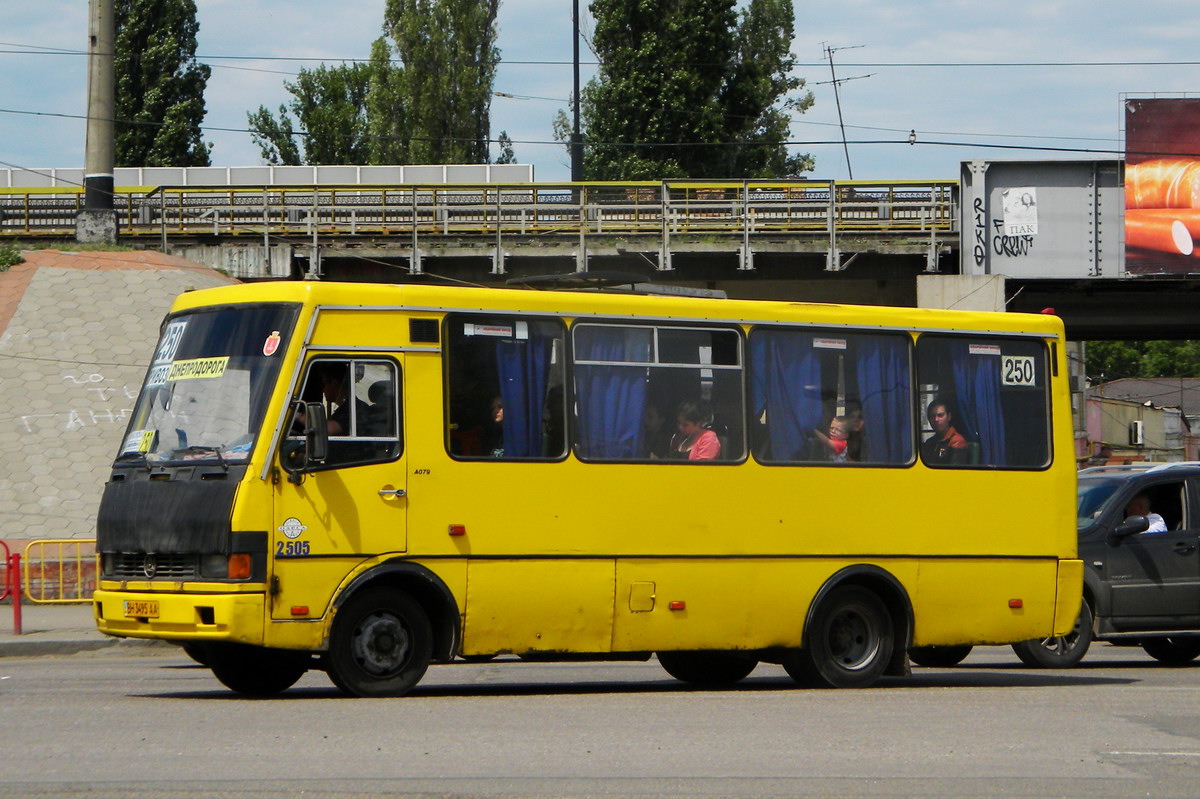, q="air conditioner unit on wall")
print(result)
[1130,420,1145,446]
